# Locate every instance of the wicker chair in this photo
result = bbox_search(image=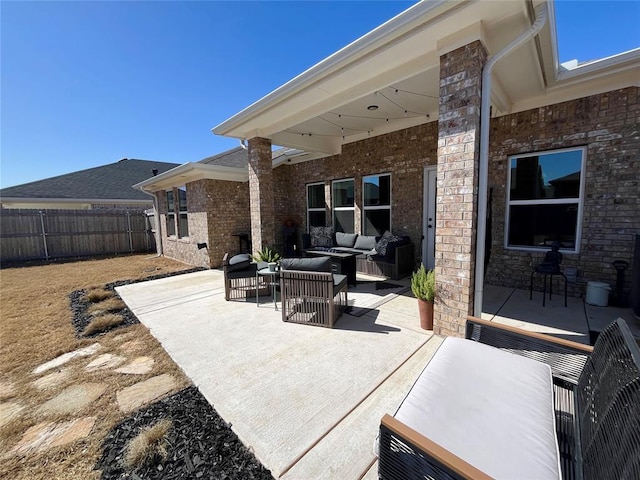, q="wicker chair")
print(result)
[222,253,269,301]
[279,257,348,328]
[379,316,640,480]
